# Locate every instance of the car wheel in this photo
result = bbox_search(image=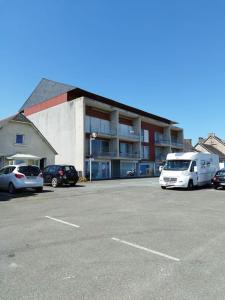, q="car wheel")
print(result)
[8,182,16,194]
[51,178,58,188]
[161,186,166,190]
[187,180,194,190]
[35,187,43,193]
